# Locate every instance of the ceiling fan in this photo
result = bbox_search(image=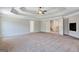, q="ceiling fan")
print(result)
[37,7,47,15]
